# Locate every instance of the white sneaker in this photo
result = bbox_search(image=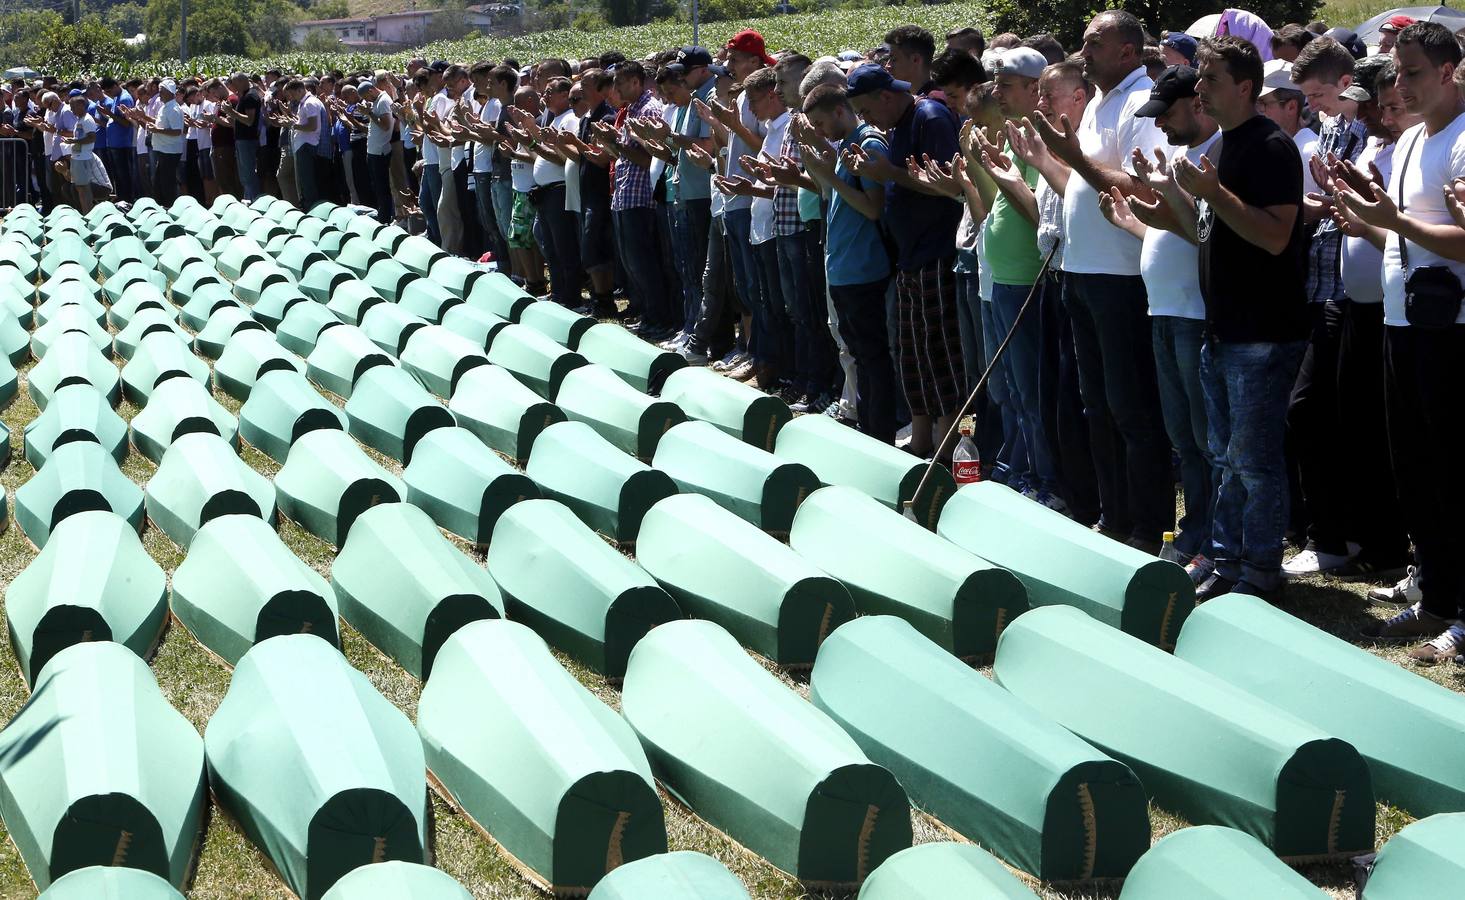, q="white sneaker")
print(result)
[1369,566,1422,608]
[1281,547,1354,579]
